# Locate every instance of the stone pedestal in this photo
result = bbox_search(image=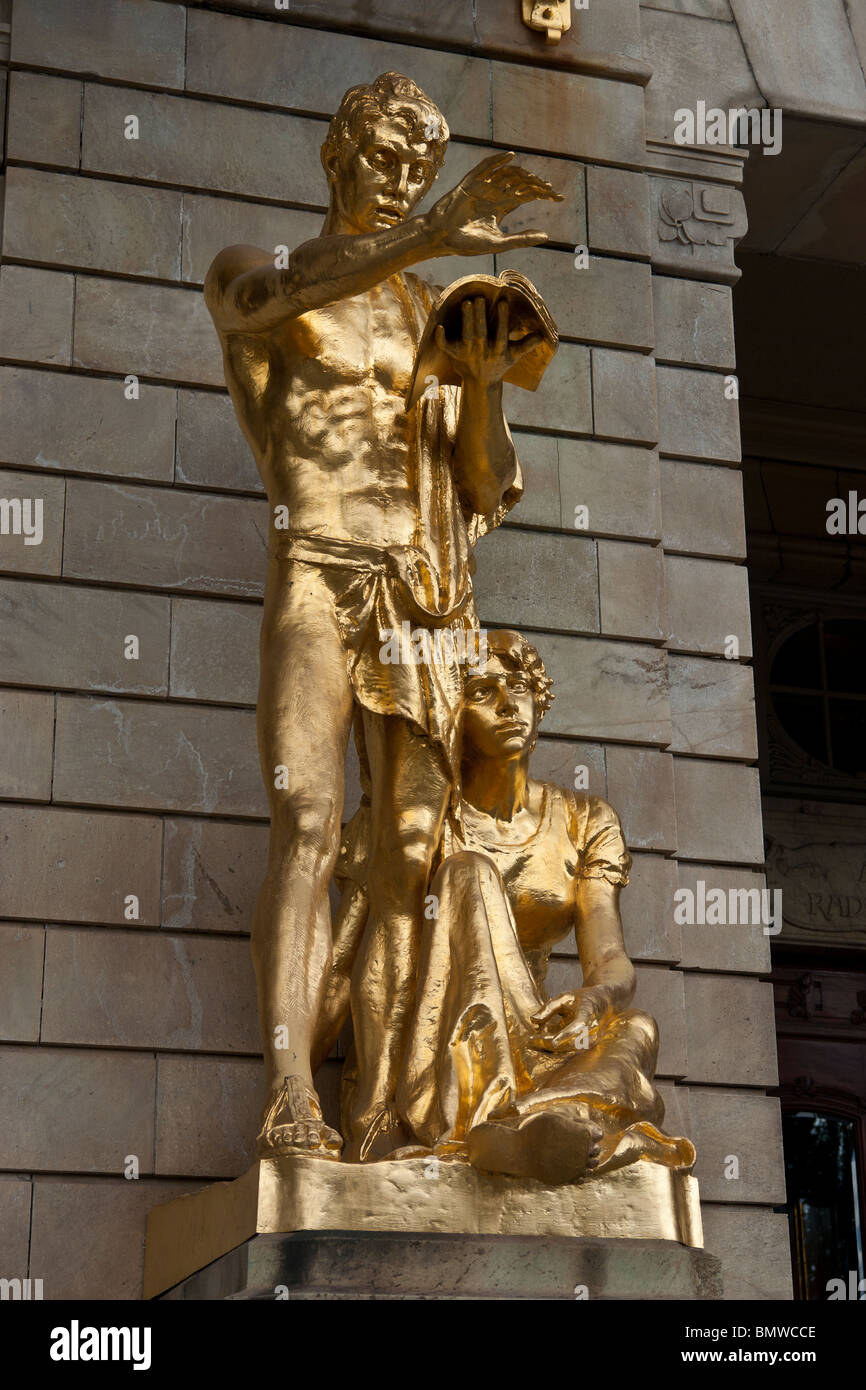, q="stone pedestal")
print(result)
[144,1154,708,1300]
[160,1230,723,1301]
